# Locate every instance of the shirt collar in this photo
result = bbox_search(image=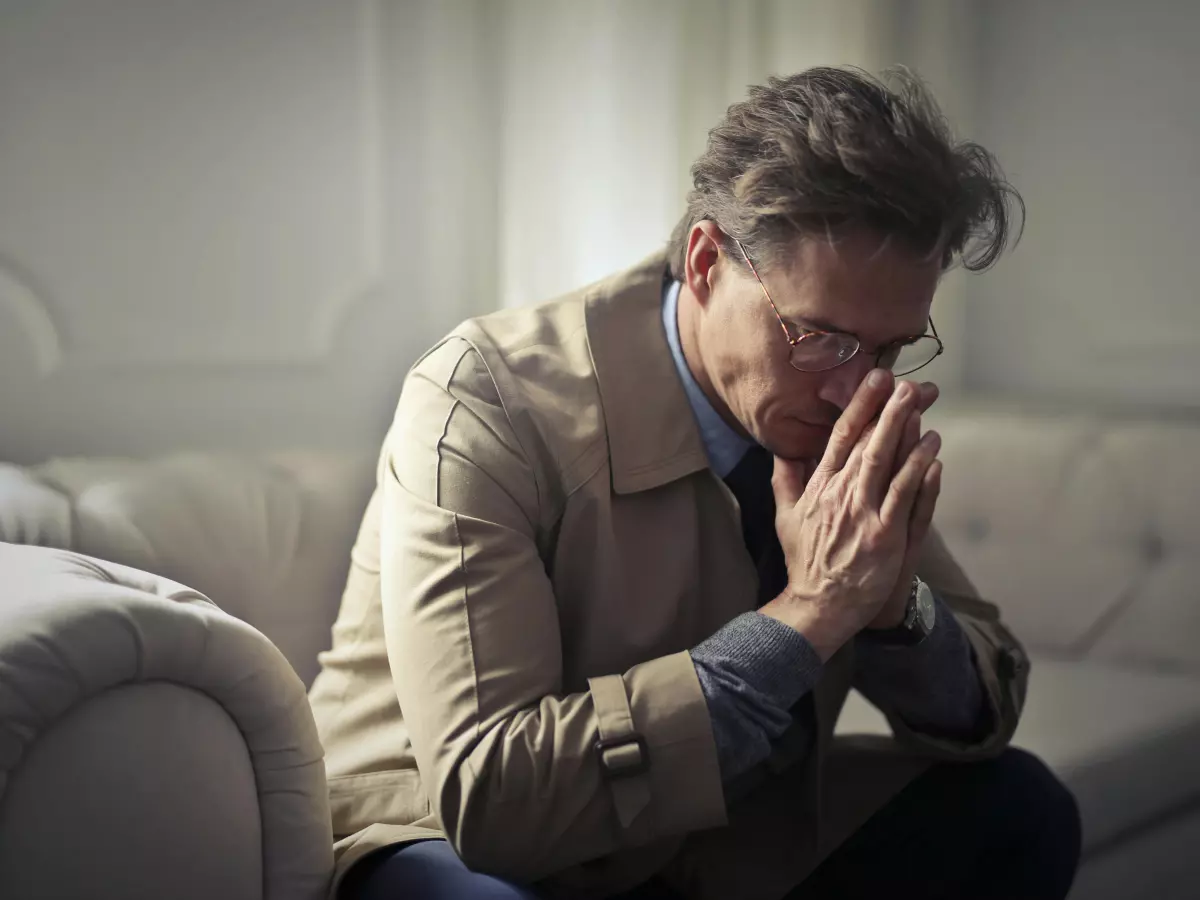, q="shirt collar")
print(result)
[661,279,753,478]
